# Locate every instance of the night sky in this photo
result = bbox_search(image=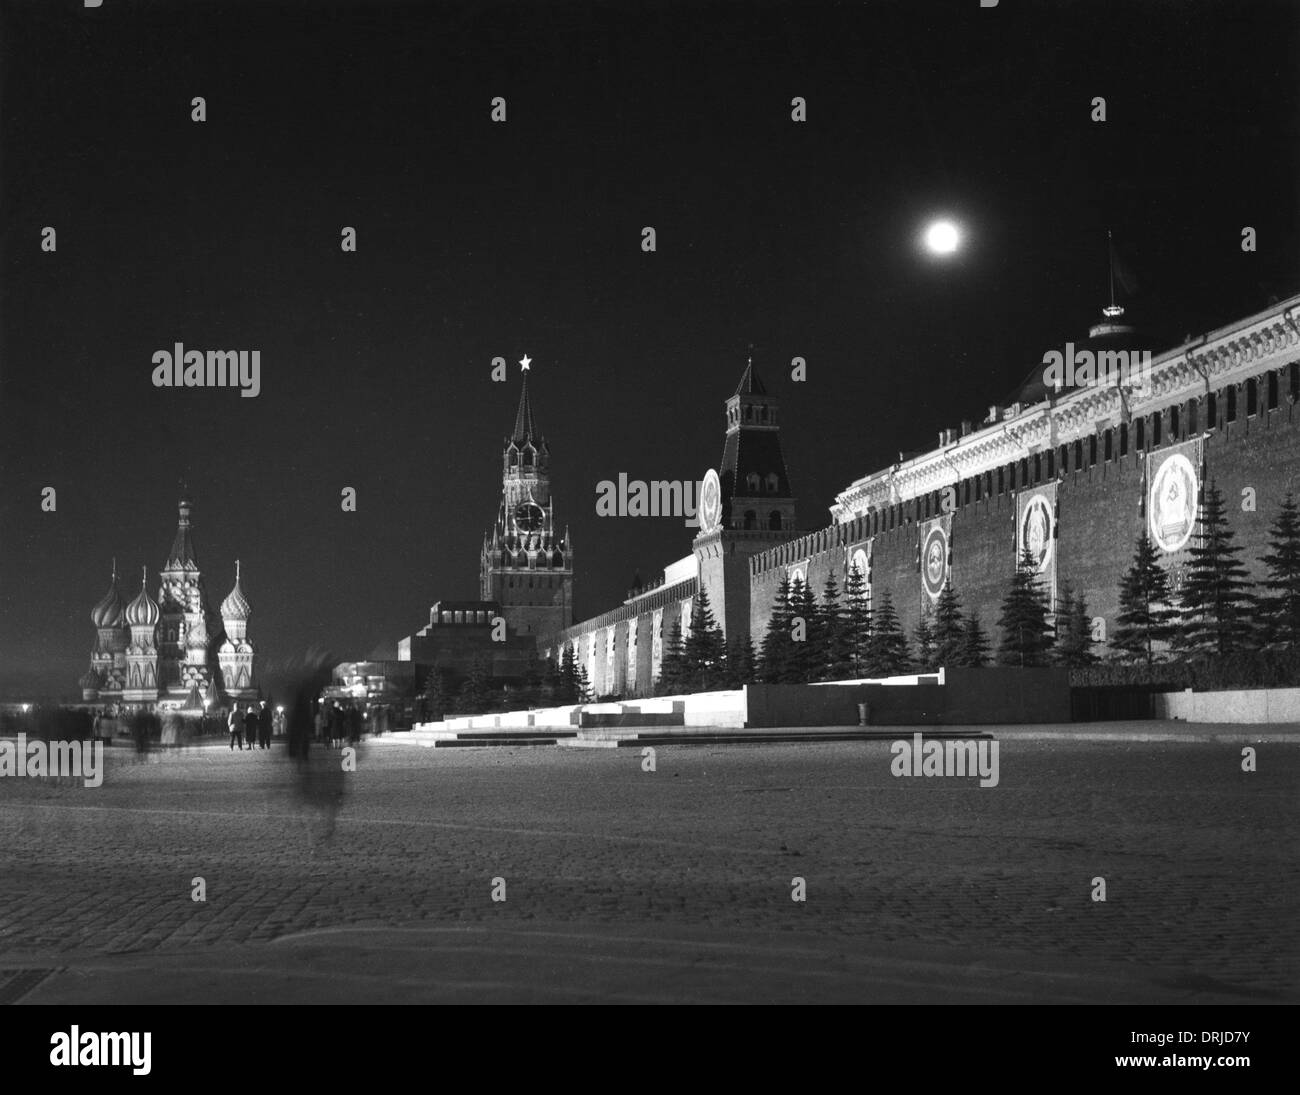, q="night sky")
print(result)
[2,0,1297,699]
